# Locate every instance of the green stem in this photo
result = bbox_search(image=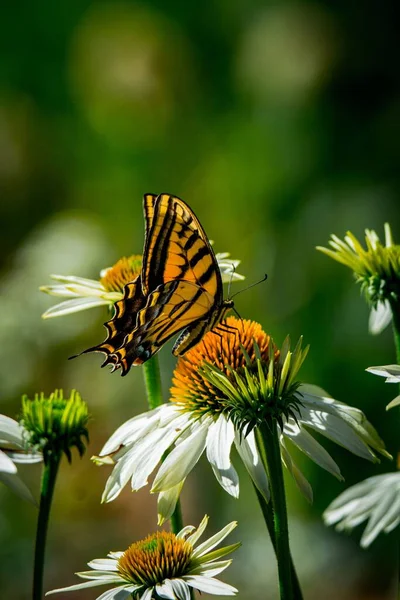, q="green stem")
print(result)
[141,356,186,537]
[33,453,61,600]
[389,300,400,366]
[142,356,164,409]
[254,485,303,600]
[255,421,293,600]
[170,500,184,535]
